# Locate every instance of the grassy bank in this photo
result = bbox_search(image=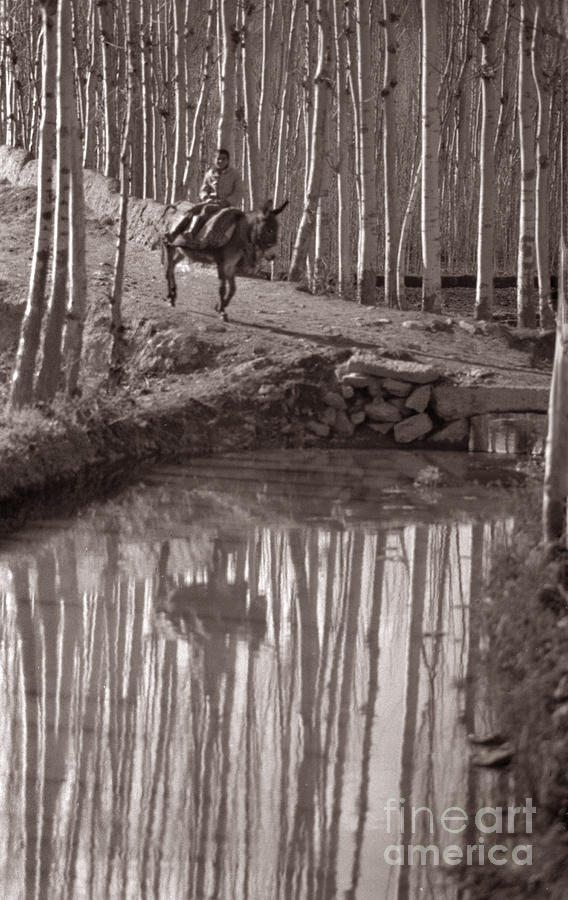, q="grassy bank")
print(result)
[464,469,568,899]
